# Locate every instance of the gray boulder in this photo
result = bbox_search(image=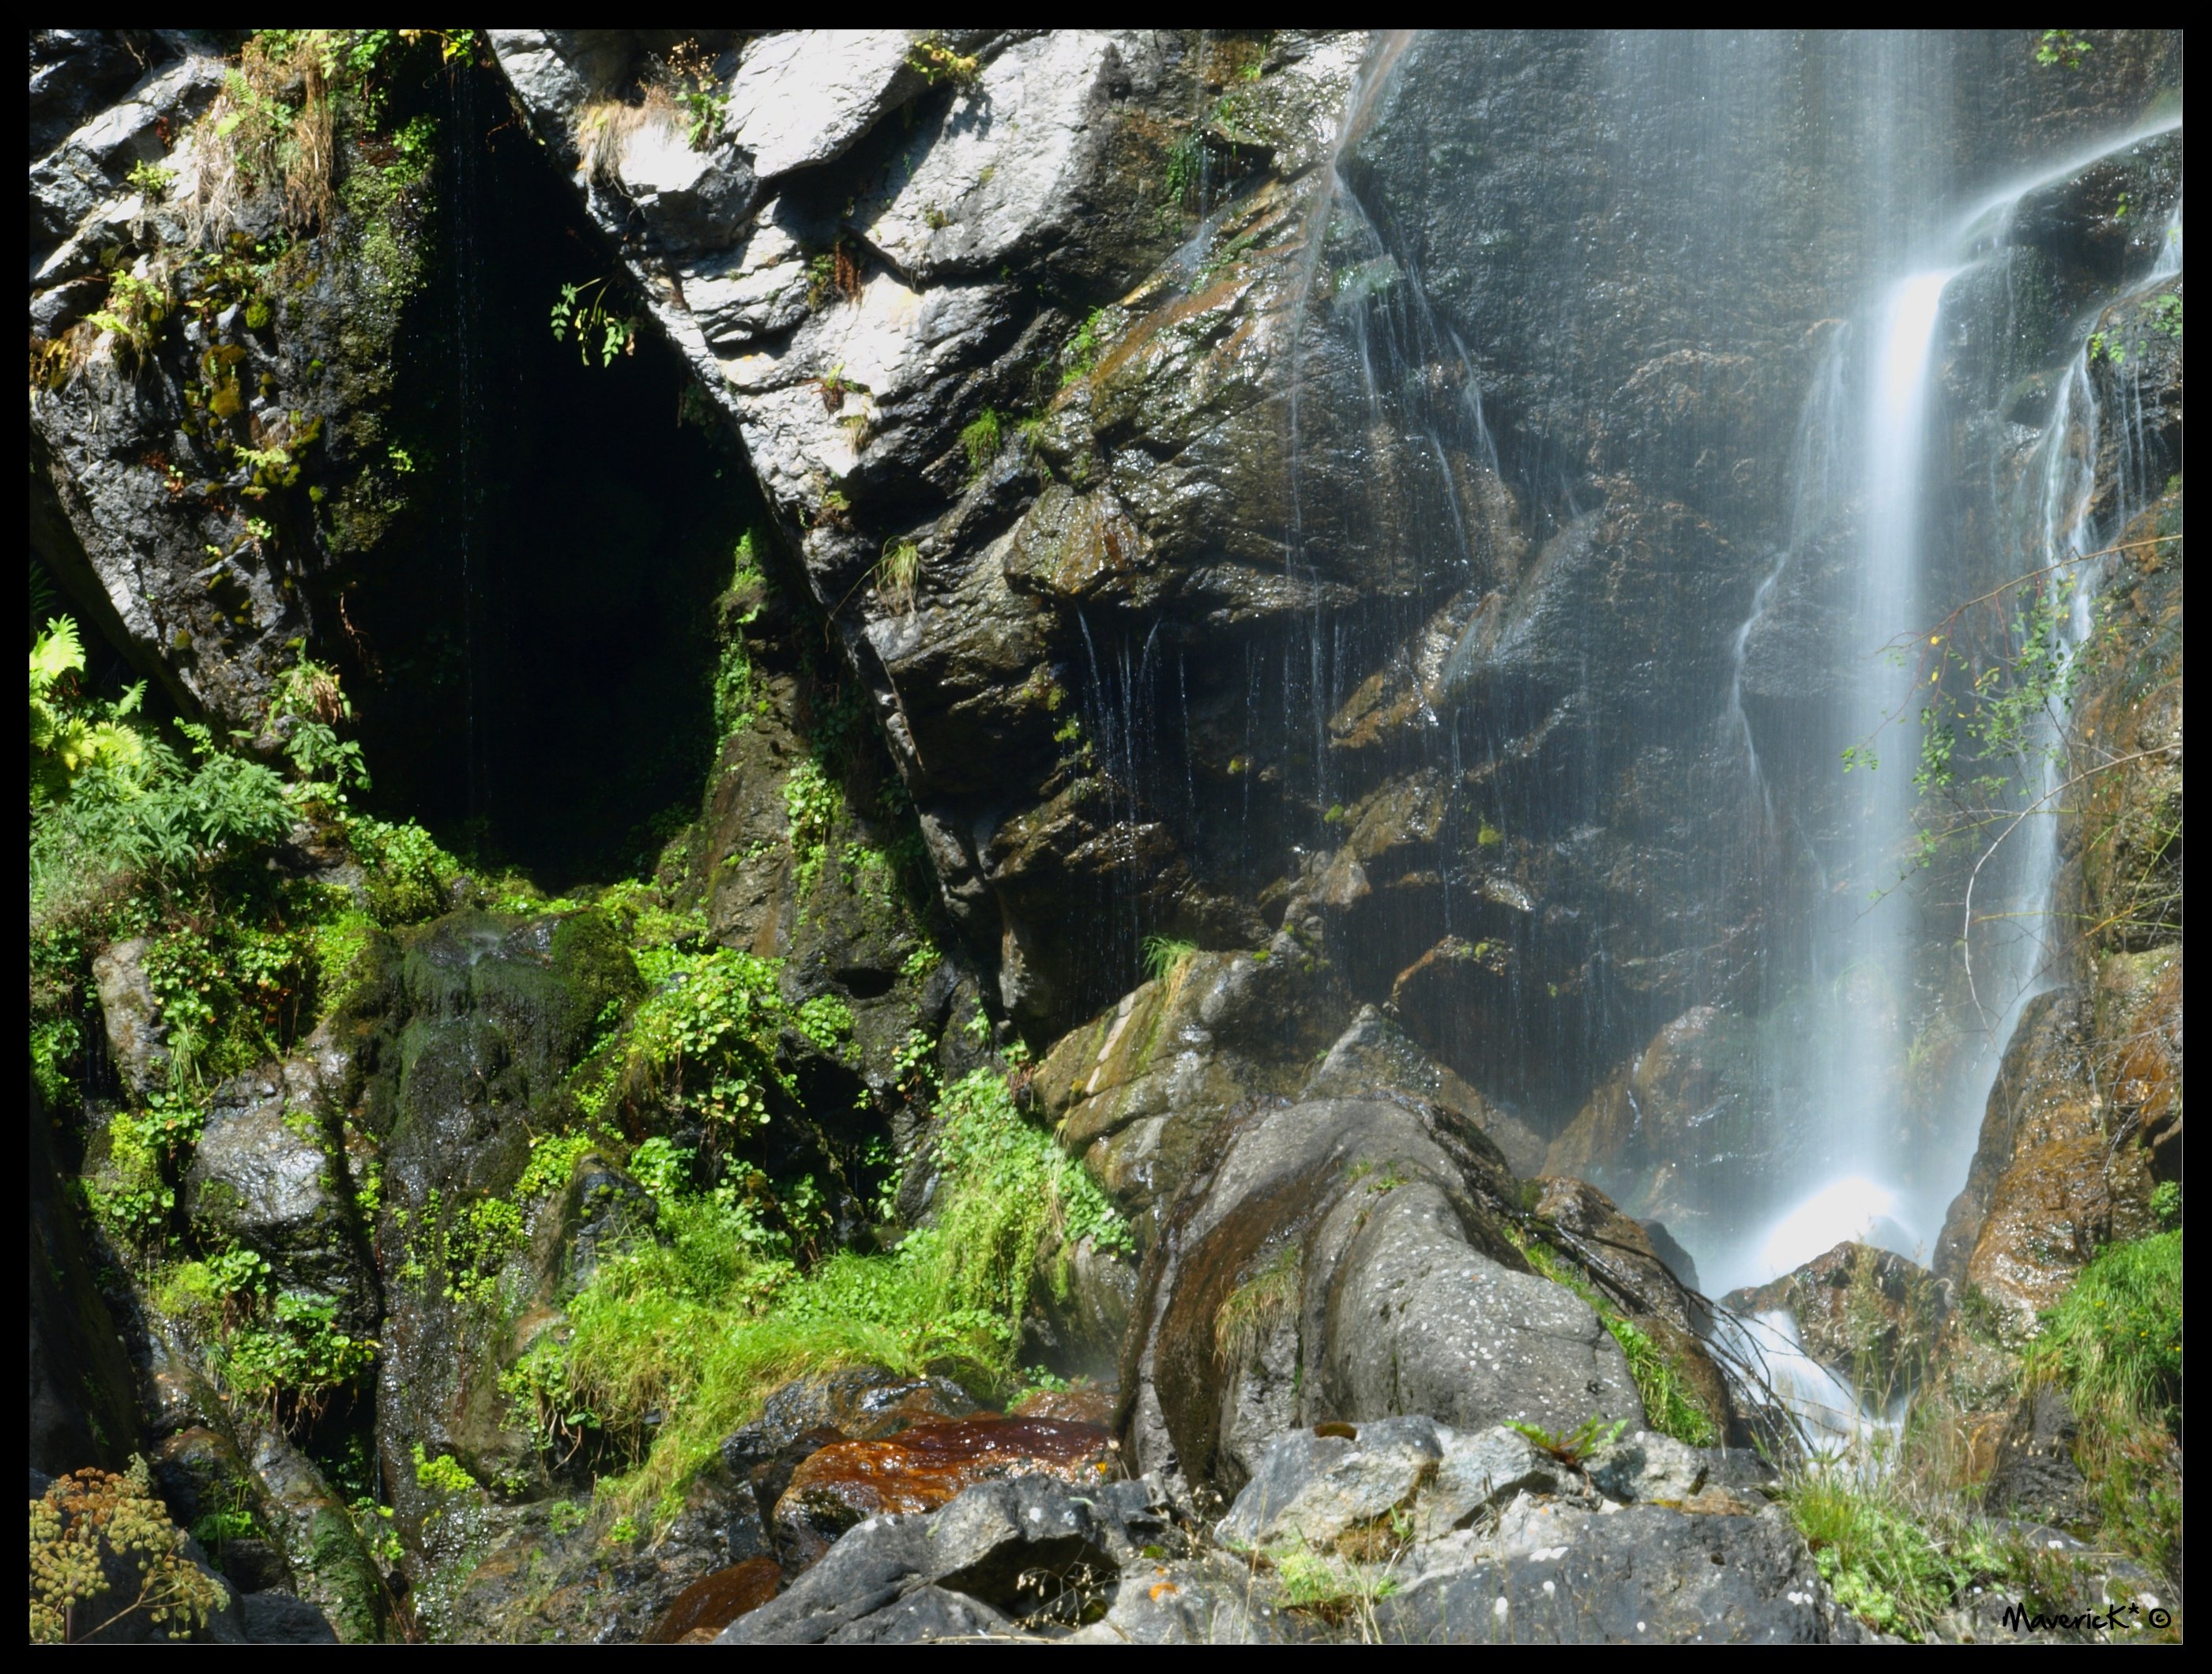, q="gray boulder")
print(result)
[1303,1006,1549,1179]
[1324,1182,1638,1441]
[1216,1417,1444,1551]
[1584,1431,1708,1507]
[1378,1504,1864,1645]
[186,1048,375,1327]
[720,1474,1165,1644]
[1414,1428,1566,1541]
[92,938,167,1095]
[1120,1093,1642,1512]
[816,1585,1015,1644]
